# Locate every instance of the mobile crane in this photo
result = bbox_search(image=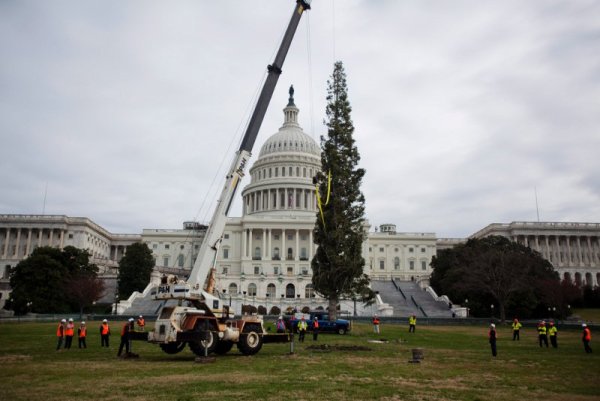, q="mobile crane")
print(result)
[145,0,312,357]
